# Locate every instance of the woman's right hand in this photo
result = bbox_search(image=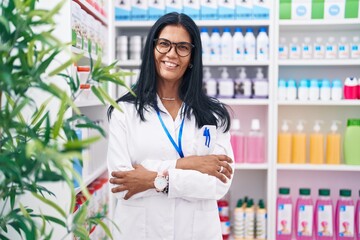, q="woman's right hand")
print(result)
[176,155,233,183]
